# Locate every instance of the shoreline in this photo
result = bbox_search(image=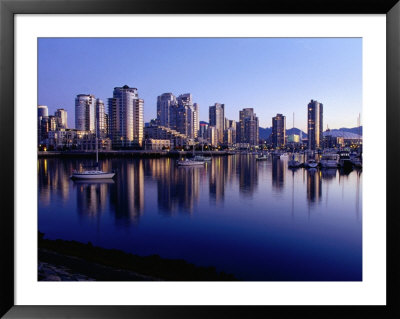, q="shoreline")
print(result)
[38,233,237,281]
[38,150,232,158]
